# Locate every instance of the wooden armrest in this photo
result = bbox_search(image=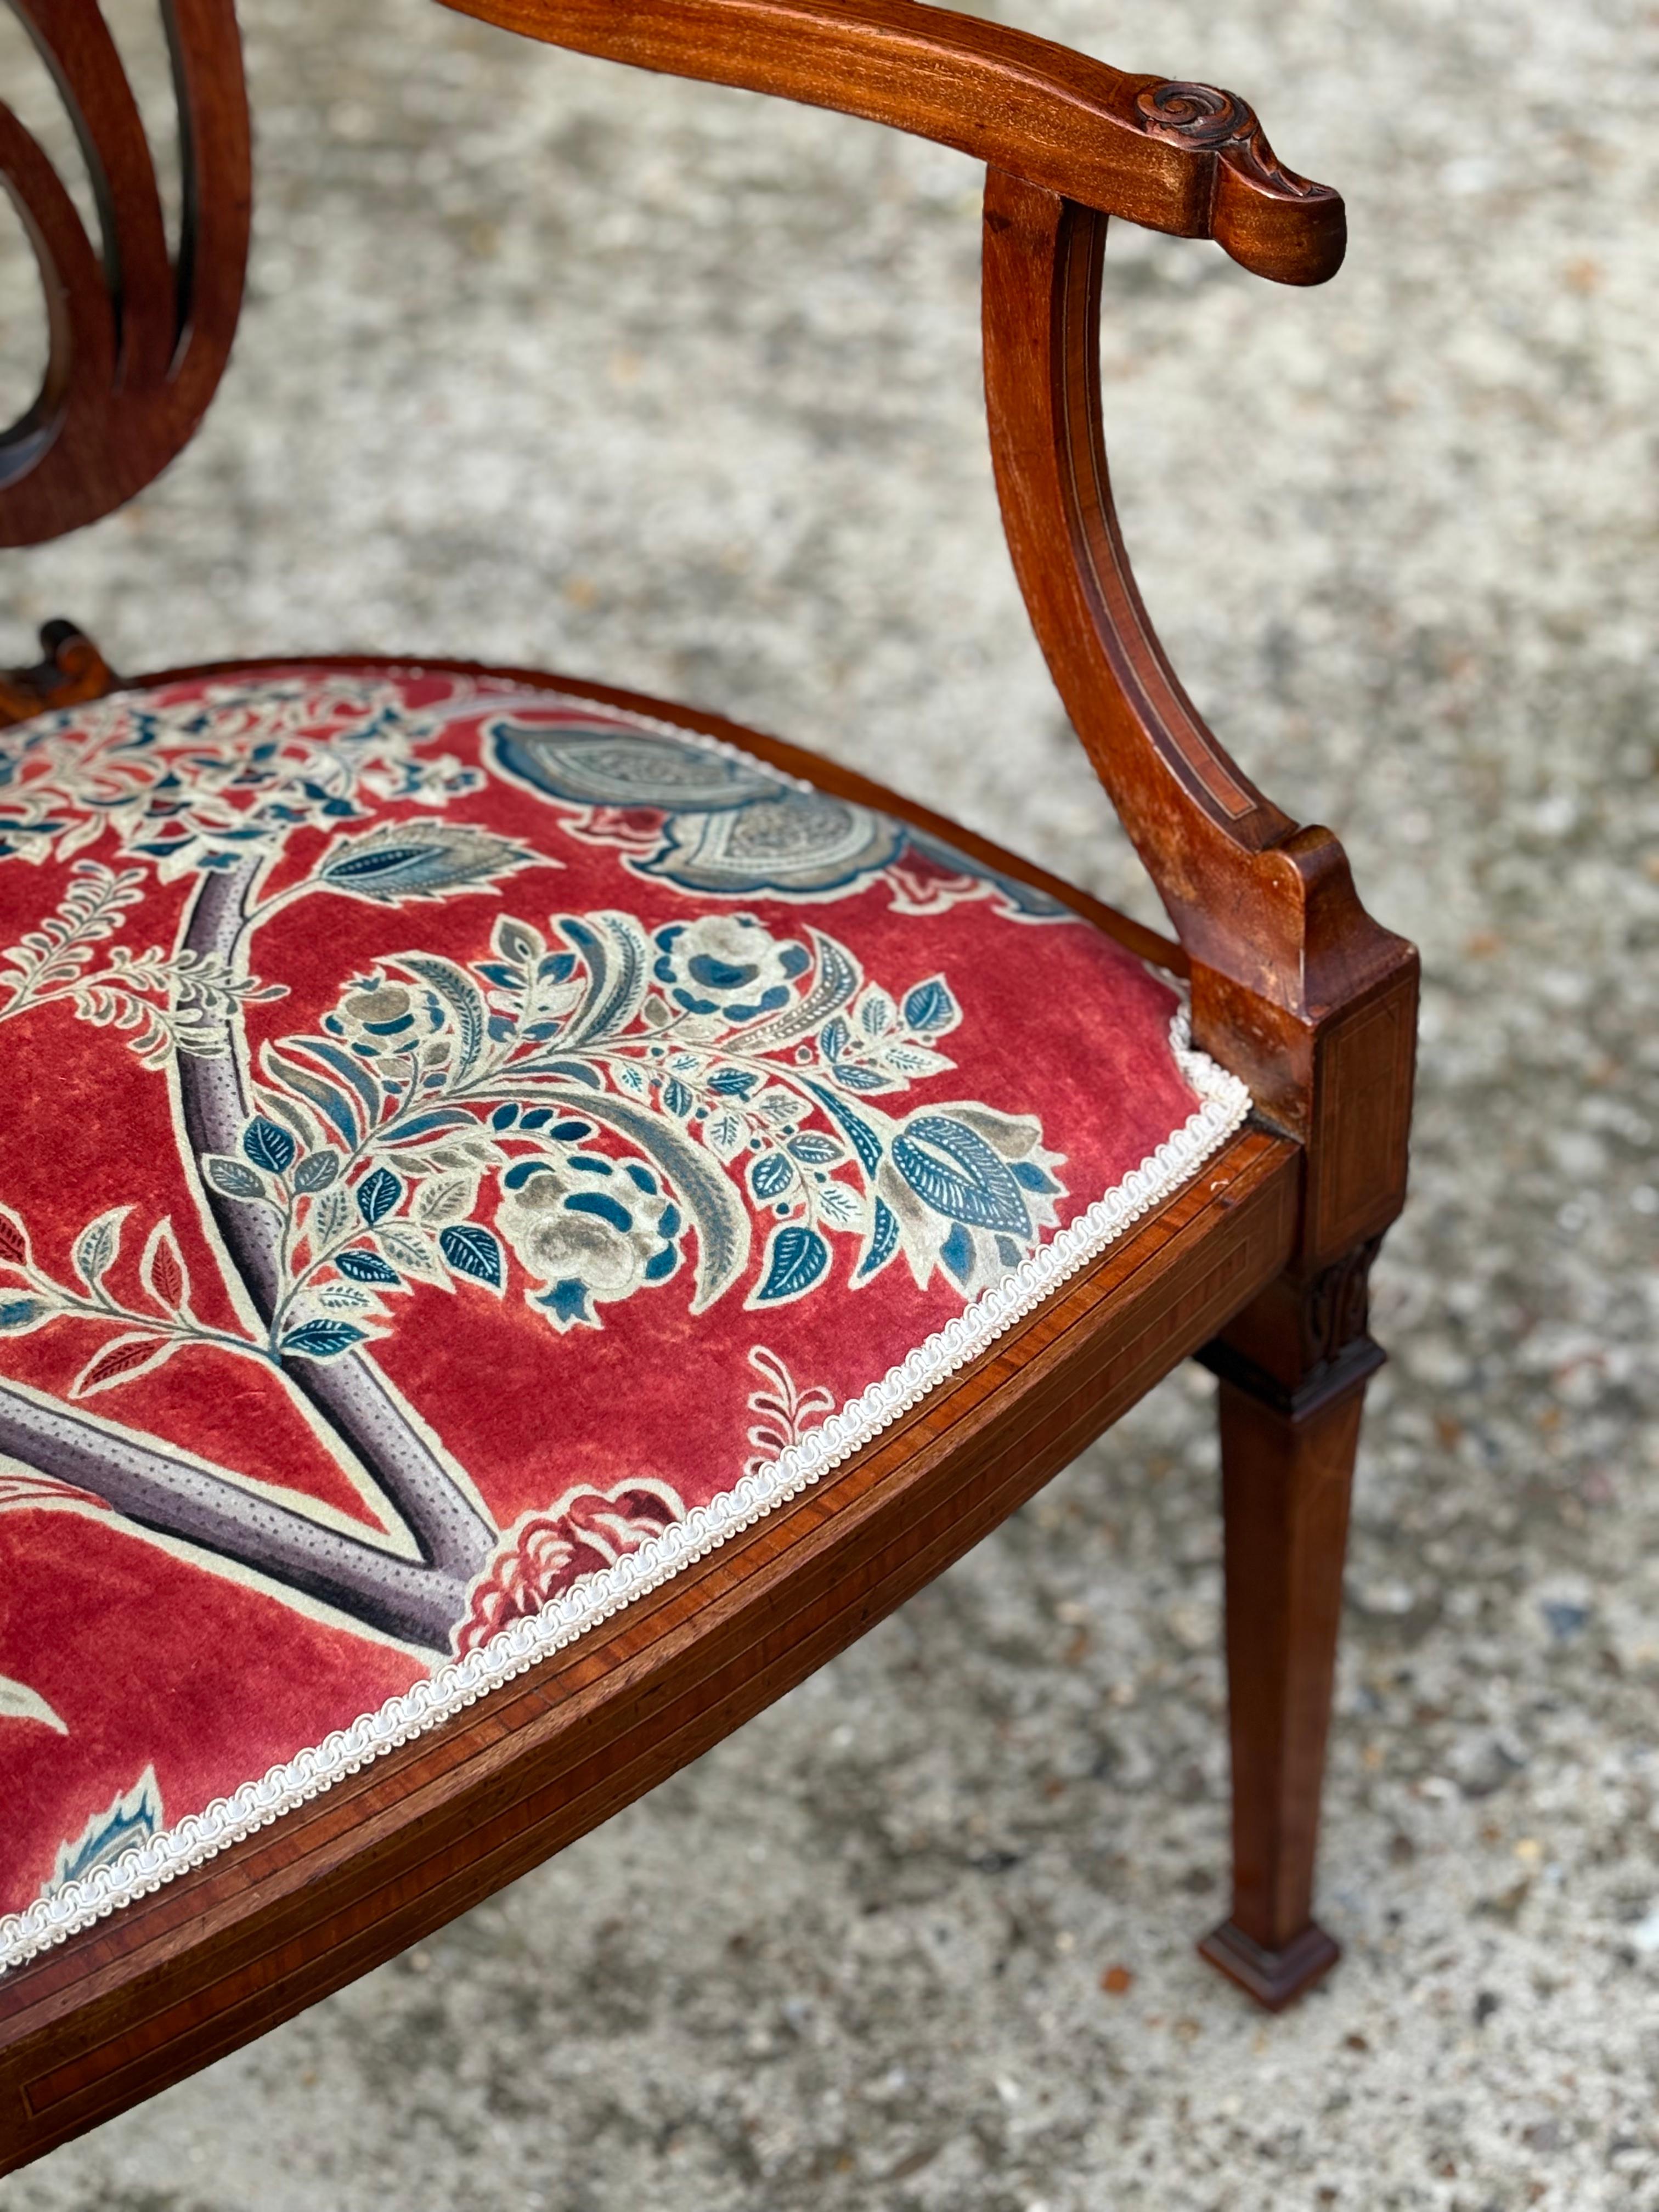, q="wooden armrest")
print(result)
[437,0,1344,286]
